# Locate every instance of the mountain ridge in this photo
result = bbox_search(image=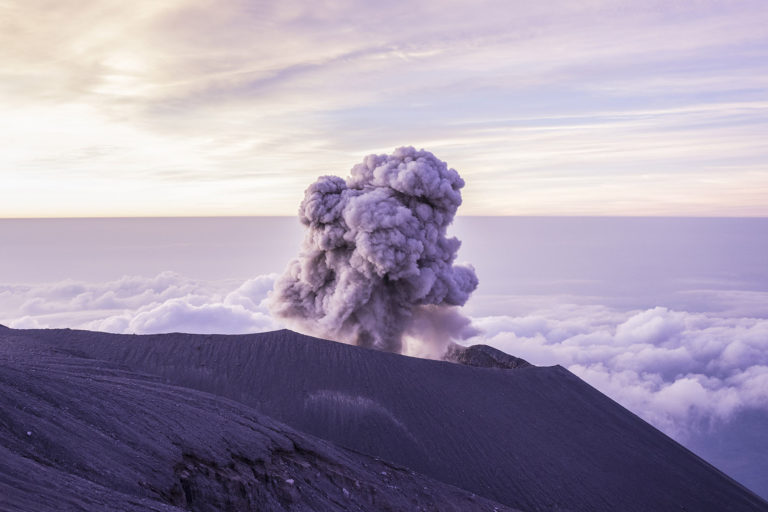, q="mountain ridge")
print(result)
[0,329,518,512]
[4,327,765,512]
